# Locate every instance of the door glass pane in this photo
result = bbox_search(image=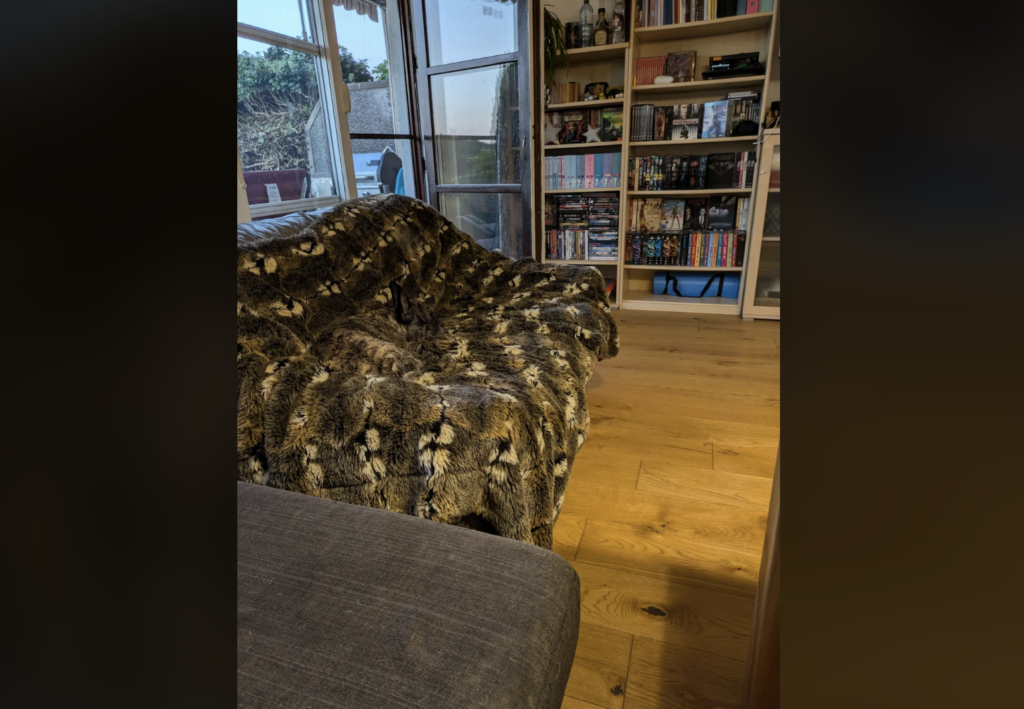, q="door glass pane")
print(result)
[754,241,780,308]
[424,0,518,66]
[353,139,419,199]
[769,144,781,188]
[431,63,520,185]
[764,193,780,237]
[238,0,313,41]
[333,0,415,135]
[237,40,338,208]
[441,192,523,259]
